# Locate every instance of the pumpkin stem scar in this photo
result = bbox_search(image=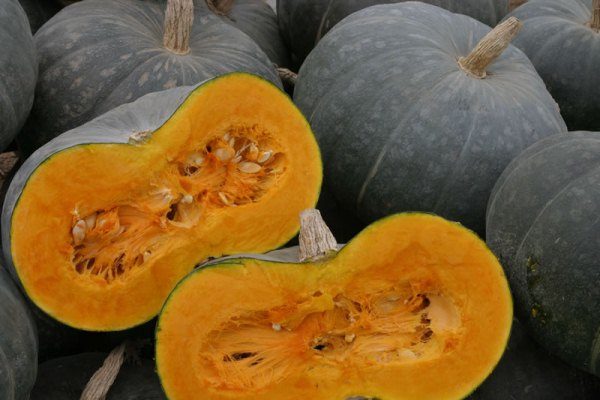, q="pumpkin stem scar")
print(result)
[299,209,338,261]
[205,0,235,17]
[458,17,522,79]
[163,0,194,55]
[591,0,600,32]
[80,342,129,400]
